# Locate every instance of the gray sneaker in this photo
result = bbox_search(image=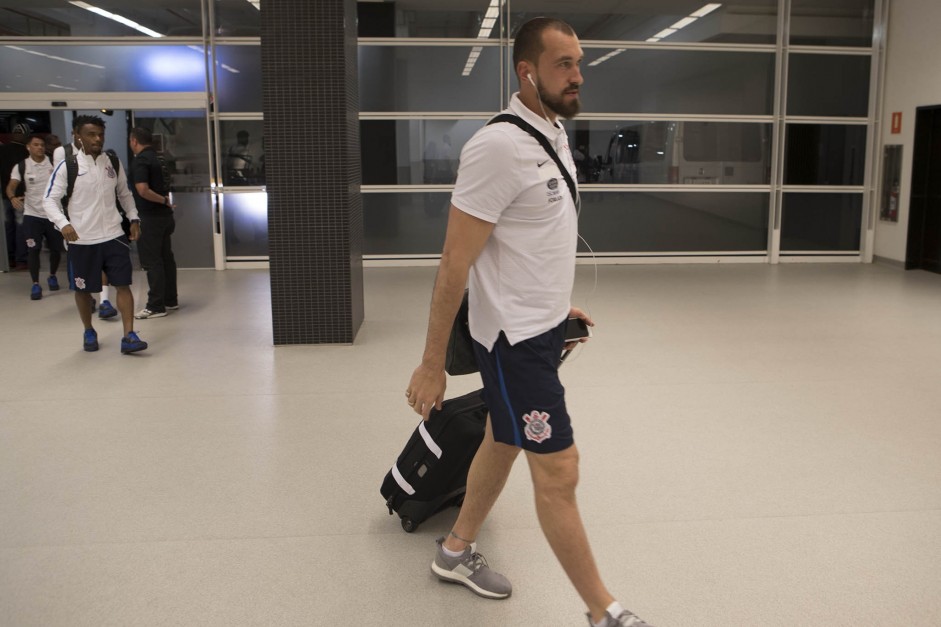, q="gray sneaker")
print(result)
[430,537,512,599]
[589,609,655,627]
